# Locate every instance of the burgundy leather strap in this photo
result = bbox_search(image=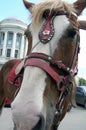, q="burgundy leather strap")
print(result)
[8,61,22,88]
[39,15,54,44]
[28,53,69,73]
[25,58,61,83]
